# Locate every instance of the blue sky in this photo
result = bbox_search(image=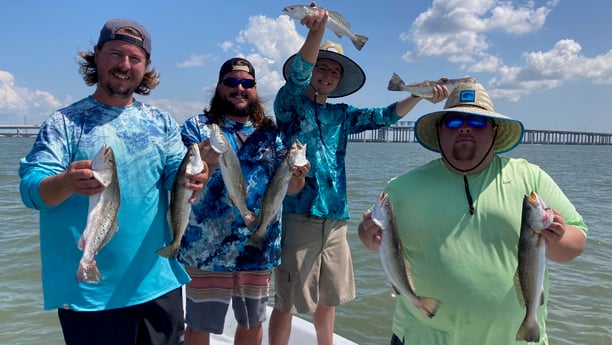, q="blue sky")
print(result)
[1,0,611,133]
